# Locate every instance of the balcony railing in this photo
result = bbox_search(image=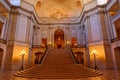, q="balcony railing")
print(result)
[111,36,120,43]
[0,38,7,44]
